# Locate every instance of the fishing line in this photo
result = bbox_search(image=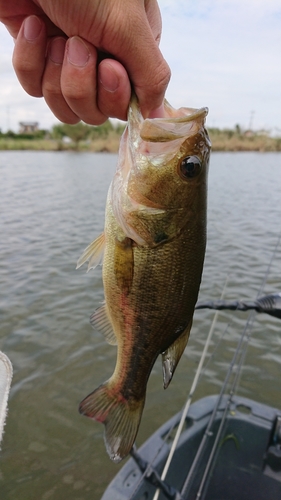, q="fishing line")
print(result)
[197,315,231,381]
[257,230,281,297]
